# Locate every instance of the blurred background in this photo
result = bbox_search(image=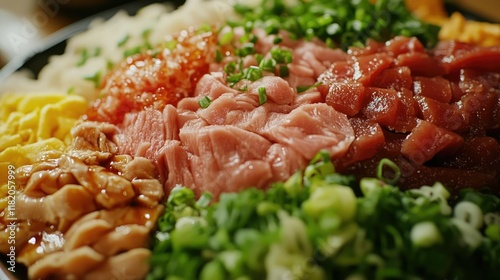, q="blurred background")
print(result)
[0,0,164,69]
[0,0,498,70]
